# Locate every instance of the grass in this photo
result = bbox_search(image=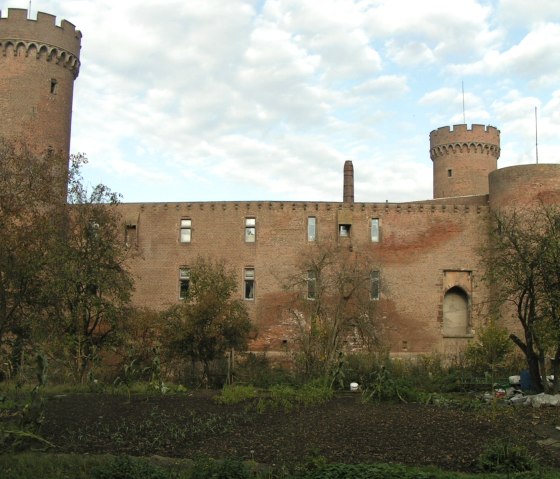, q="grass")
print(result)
[0,453,557,479]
